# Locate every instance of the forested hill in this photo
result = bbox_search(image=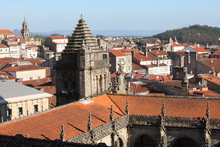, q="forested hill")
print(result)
[151,25,220,44]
